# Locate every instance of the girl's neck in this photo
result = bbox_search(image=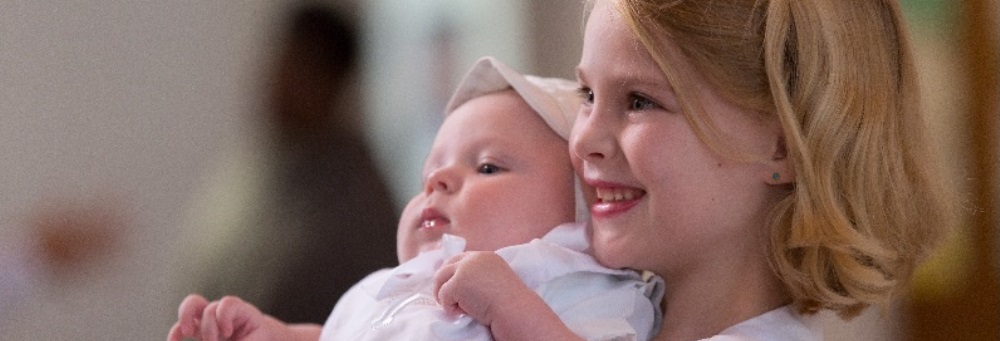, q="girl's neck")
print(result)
[651,259,790,341]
